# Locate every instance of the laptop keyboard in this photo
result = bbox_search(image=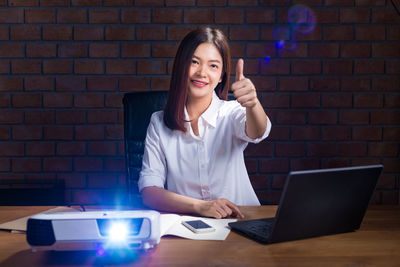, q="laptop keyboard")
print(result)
[246,218,275,237]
